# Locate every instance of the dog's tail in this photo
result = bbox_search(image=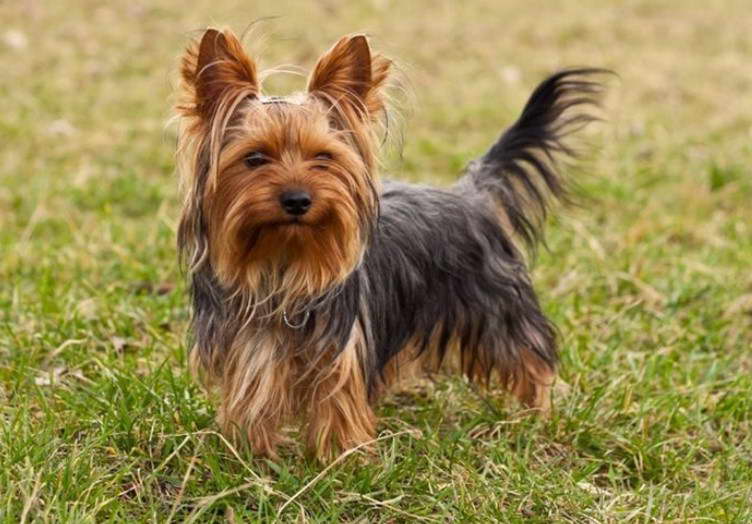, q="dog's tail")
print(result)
[463,68,608,248]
